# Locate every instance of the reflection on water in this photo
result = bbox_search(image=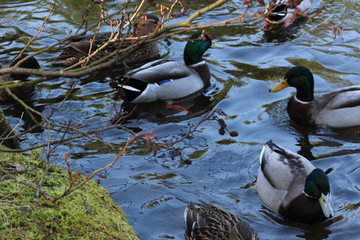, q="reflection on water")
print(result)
[118,93,214,123]
[262,17,309,43]
[1,0,360,239]
[260,206,334,240]
[267,99,360,158]
[2,99,45,133]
